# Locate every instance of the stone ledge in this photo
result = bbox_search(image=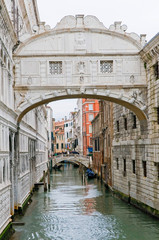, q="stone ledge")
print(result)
[112,188,159,218]
[0,223,15,240]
